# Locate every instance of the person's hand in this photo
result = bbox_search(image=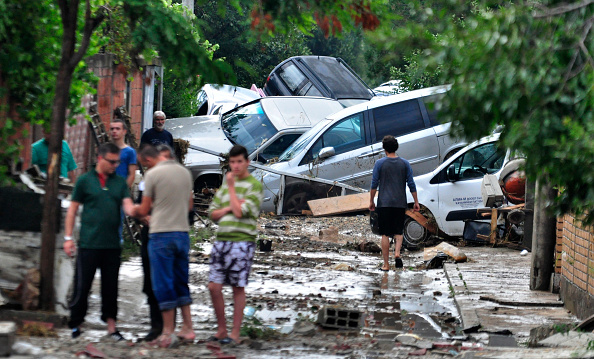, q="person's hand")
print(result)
[64,240,76,258]
[413,202,420,212]
[225,172,235,187]
[141,215,150,226]
[369,202,375,211]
